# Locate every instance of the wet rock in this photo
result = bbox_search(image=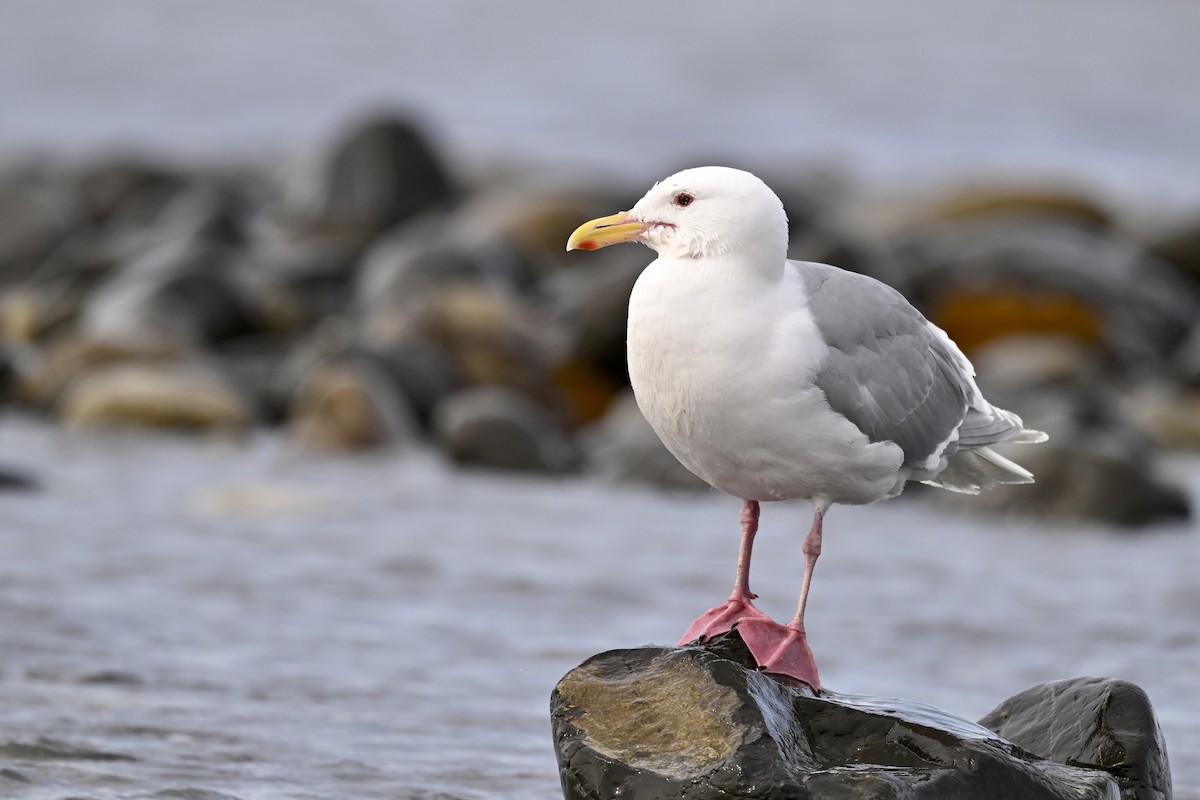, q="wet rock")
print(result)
[580,392,709,492]
[58,360,253,433]
[552,635,1138,800]
[287,358,415,450]
[432,386,581,473]
[290,113,454,240]
[979,676,1172,800]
